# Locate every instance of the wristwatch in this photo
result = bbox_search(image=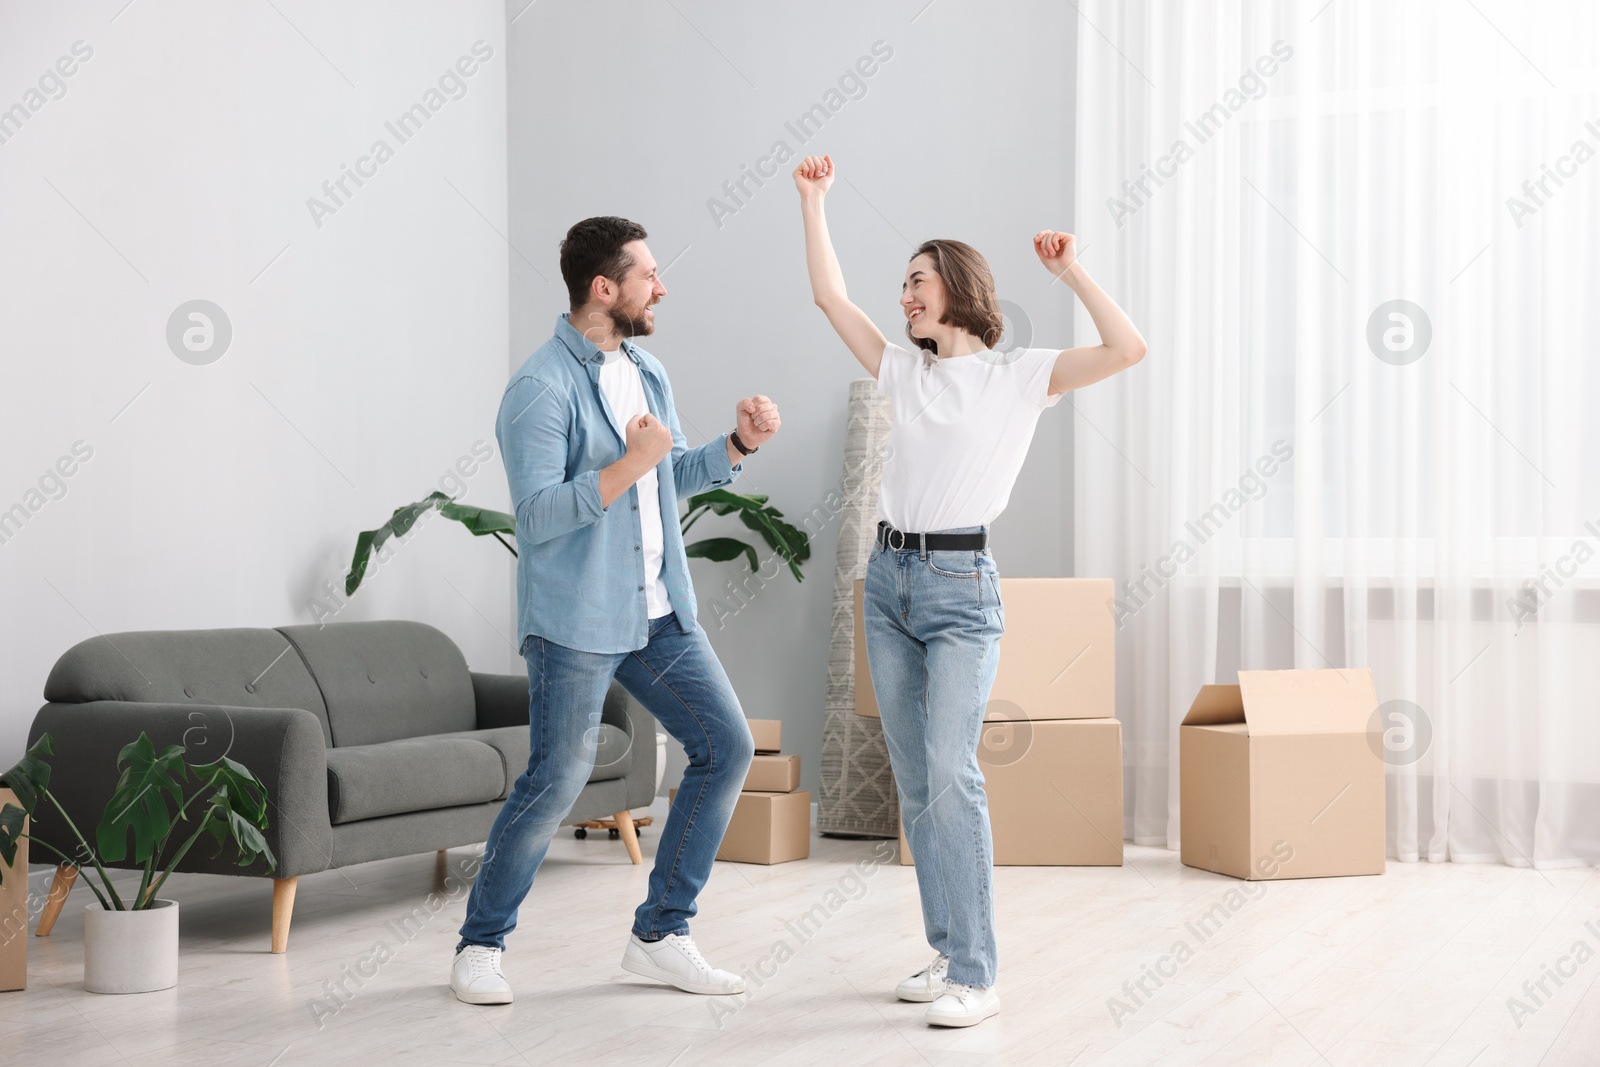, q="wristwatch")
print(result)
[729,430,758,456]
